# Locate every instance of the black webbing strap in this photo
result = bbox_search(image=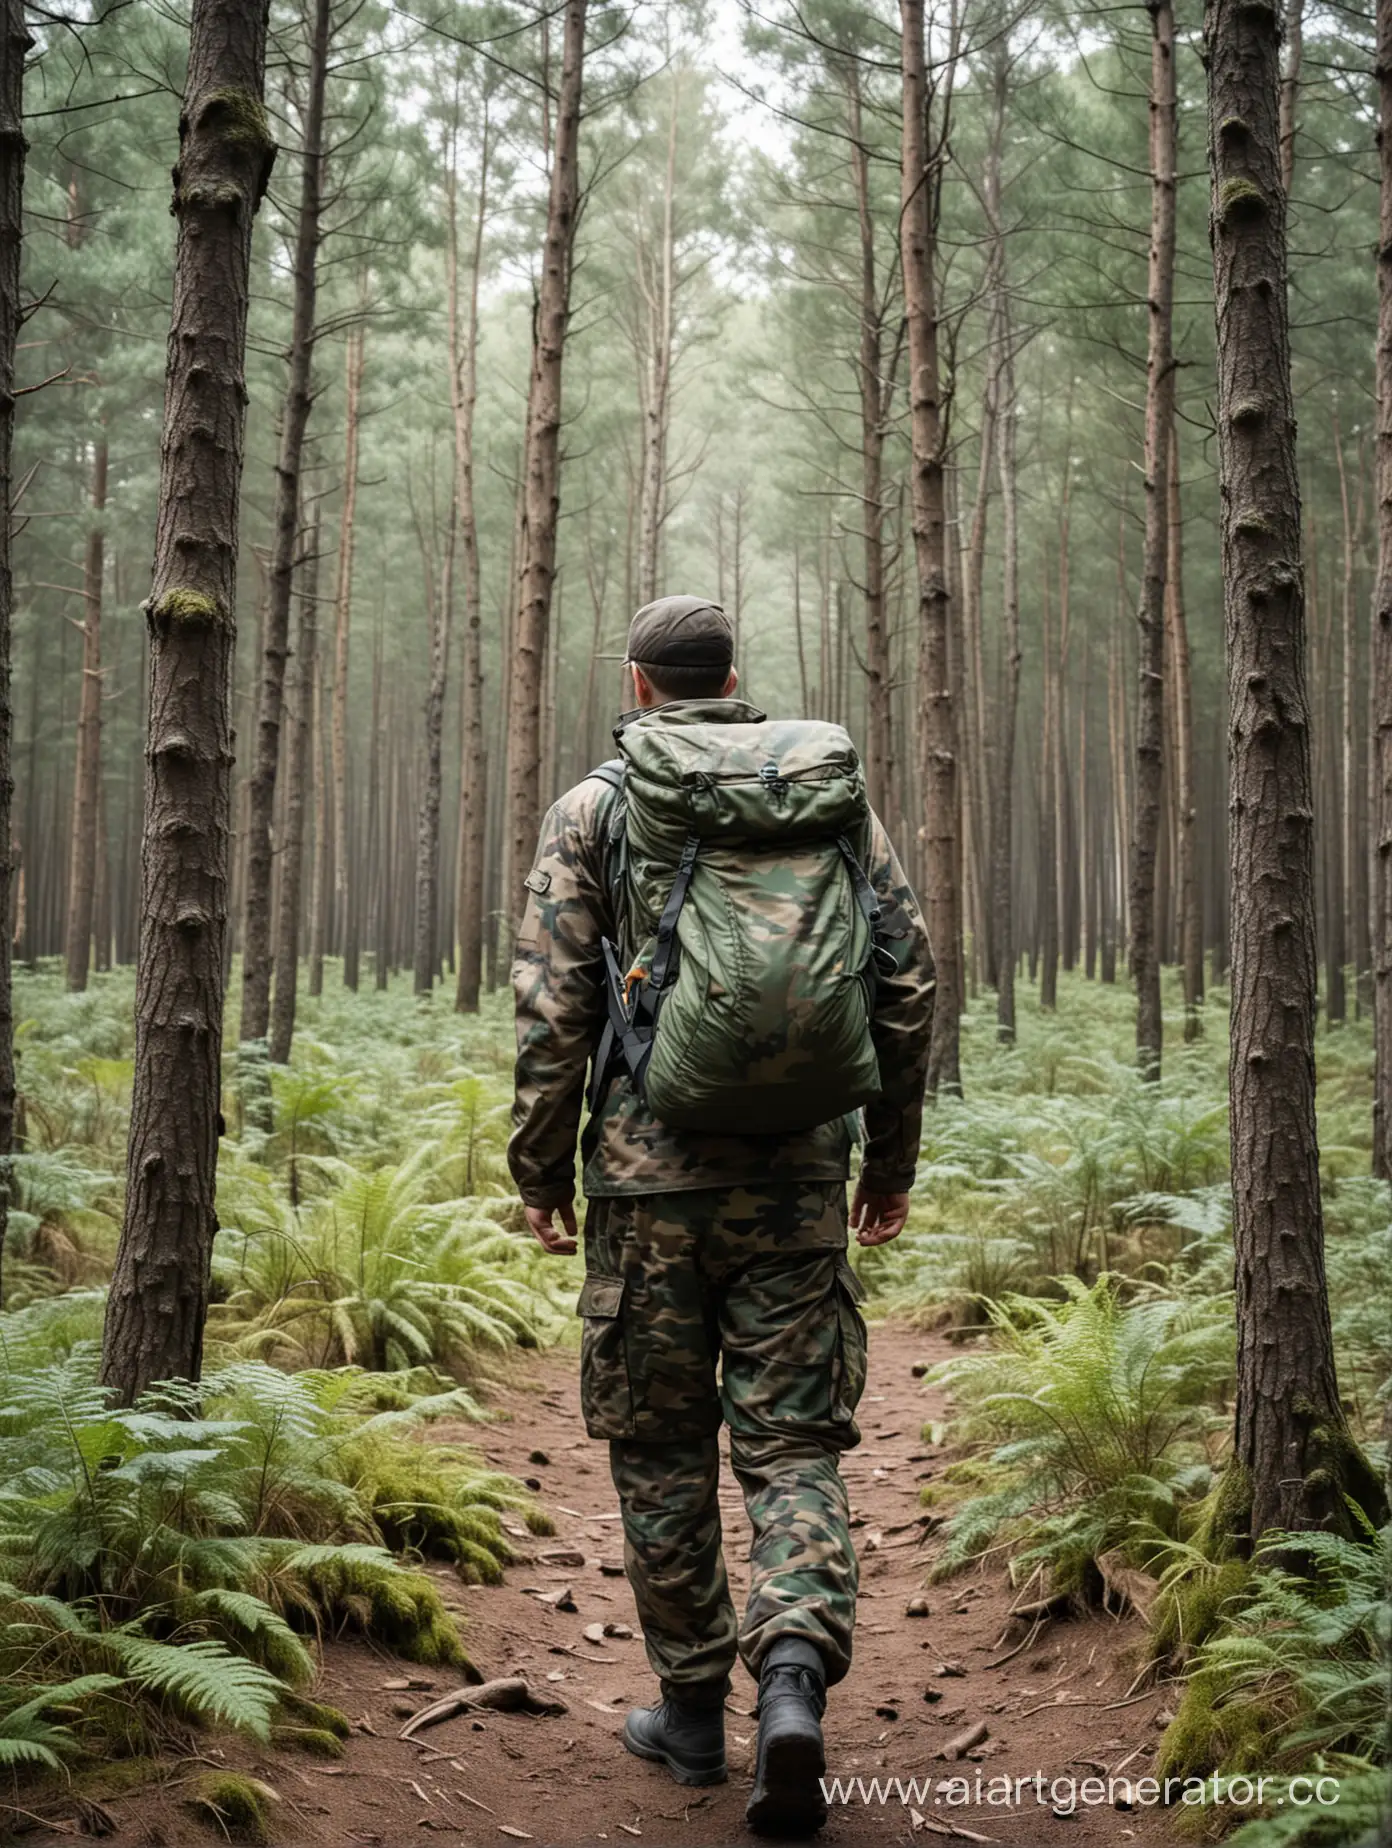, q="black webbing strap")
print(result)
[644,833,700,1006]
[837,836,882,930]
[837,836,898,980]
[588,834,699,1112]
